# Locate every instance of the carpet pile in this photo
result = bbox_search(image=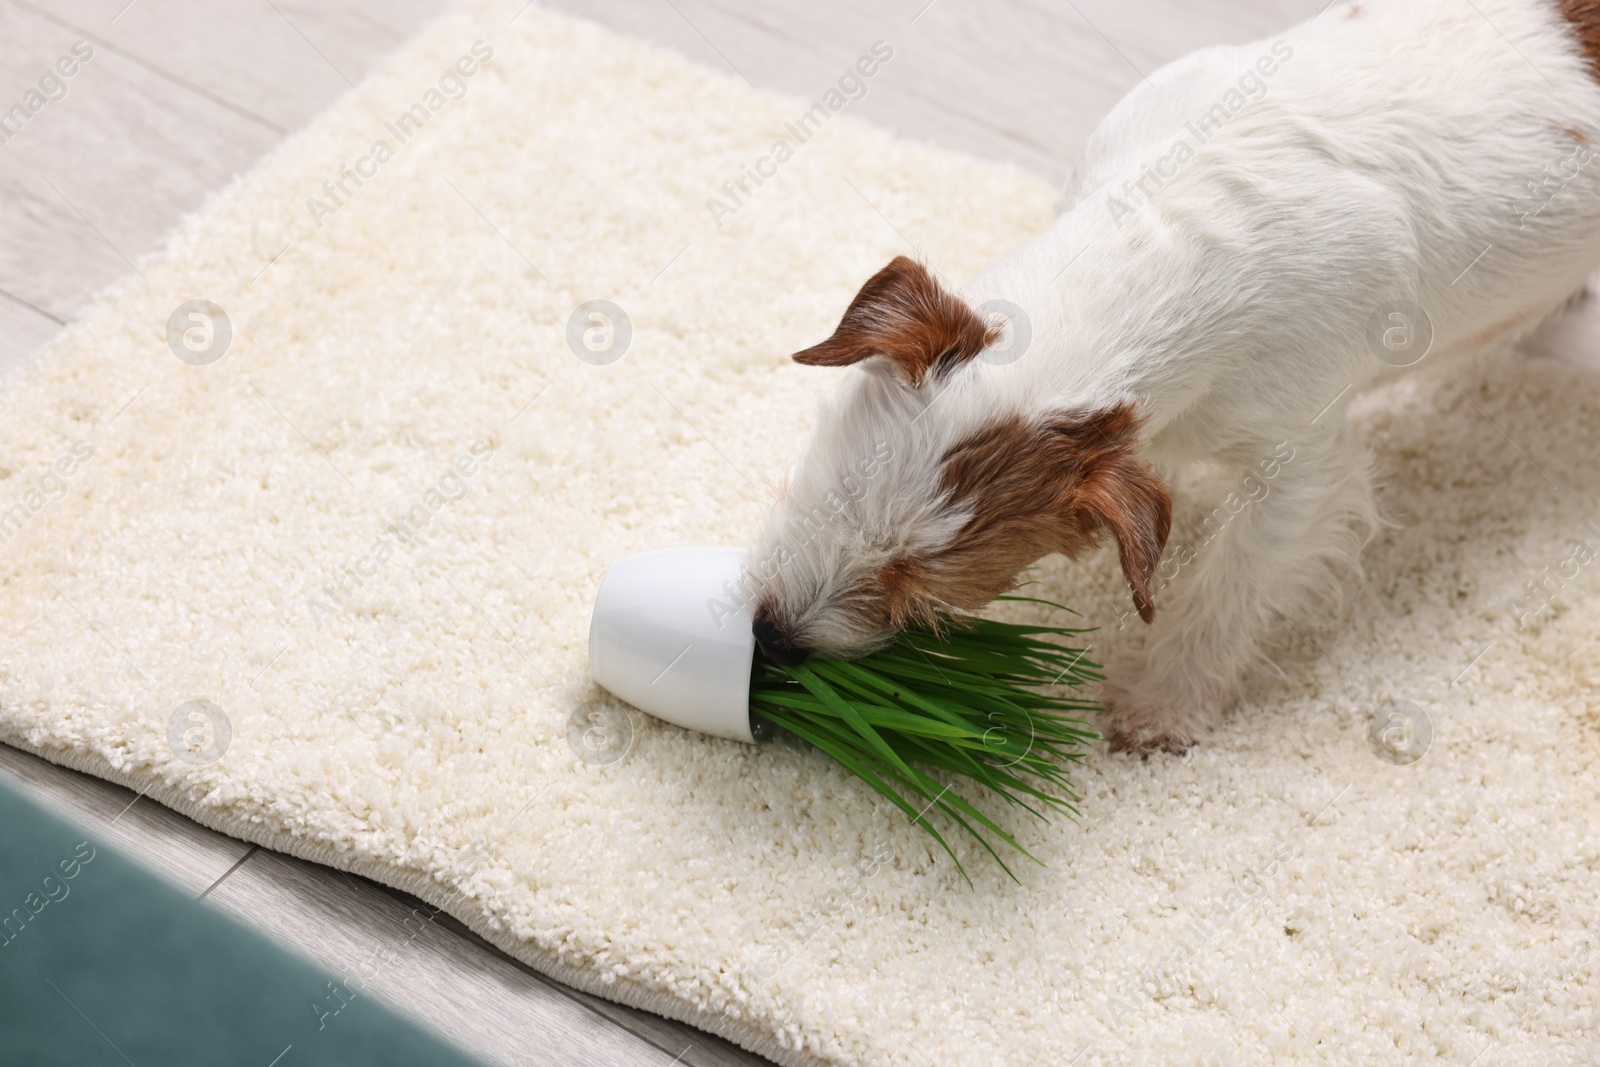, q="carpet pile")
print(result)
[1,3,1597,1064]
